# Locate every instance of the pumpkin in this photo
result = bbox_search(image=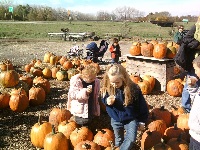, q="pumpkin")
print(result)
[0,70,19,88]
[148,119,167,137]
[29,84,46,106]
[0,59,13,71]
[167,134,189,150]
[151,140,172,150]
[34,59,43,68]
[129,42,141,56]
[167,80,183,97]
[63,60,73,70]
[93,129,115,148]
[142,74,155,91]
[19,74,33,88]
[177,113,190,131]
[24,63,34,73]
[171,105,186,124]
[33,76,50,94]
[59,56,67,65]
[129,73,141,84]
[153,43,167,59]
[43,51,52,63]
[58,121,79,139]
[51,66,60,79]
[150,106,172,127]
[141,41,154,57]
[150,39,158,46]
[49,103,72,130]
[44,125,69,150]
[30,67,43,77]
[163,123,187,143]
[74,140,101,150]
[0,92,10,109]
[70,127,93,148]
[9,90,29,112]
[141,130,162,150]
[42,67,52,79]
[166,46,177,59]
[30,114,52,148]
[56,69,68,81]
[10,87,27,97]
[137,79,151,95]
[49,54,58,66]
